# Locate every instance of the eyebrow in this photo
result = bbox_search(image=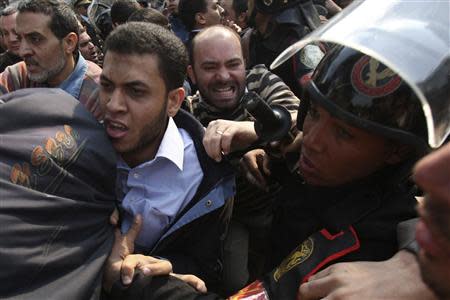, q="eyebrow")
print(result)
[23,31,44,39]
[100,74,149,88]
[201,57,243,65]
[226,58,243,64]
[23,30,41,36]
